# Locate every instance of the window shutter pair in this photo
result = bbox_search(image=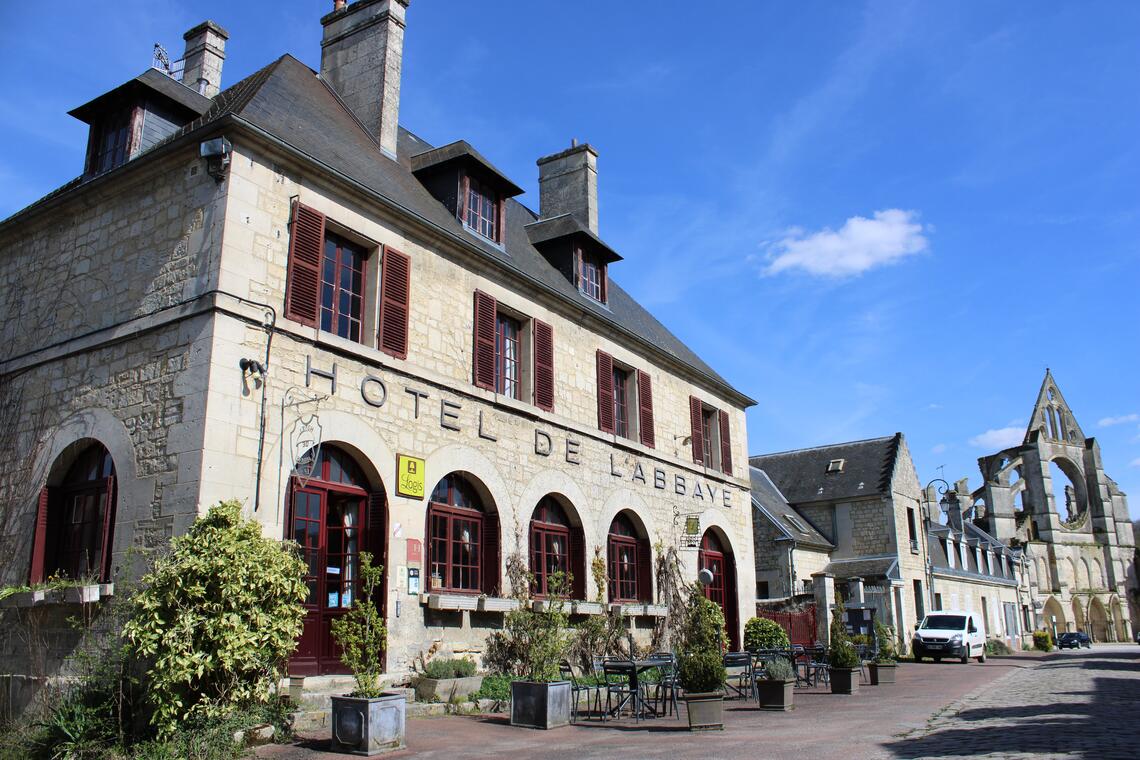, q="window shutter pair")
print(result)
[284,201,410,357]
[474,291,555,408]
[482,511,501,595]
